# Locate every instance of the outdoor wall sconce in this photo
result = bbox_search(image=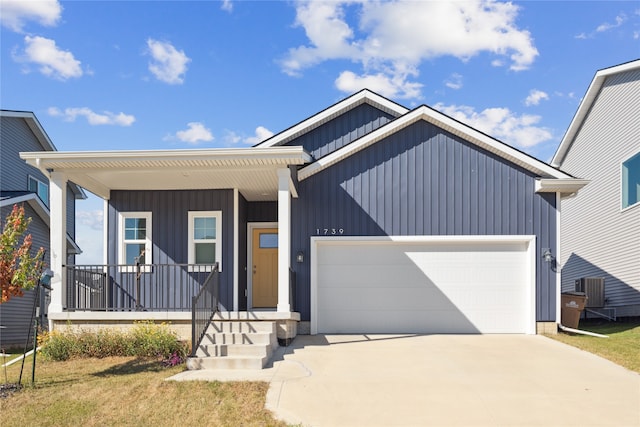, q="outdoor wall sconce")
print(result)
[296,251,304,263]
[542,248,554,263]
